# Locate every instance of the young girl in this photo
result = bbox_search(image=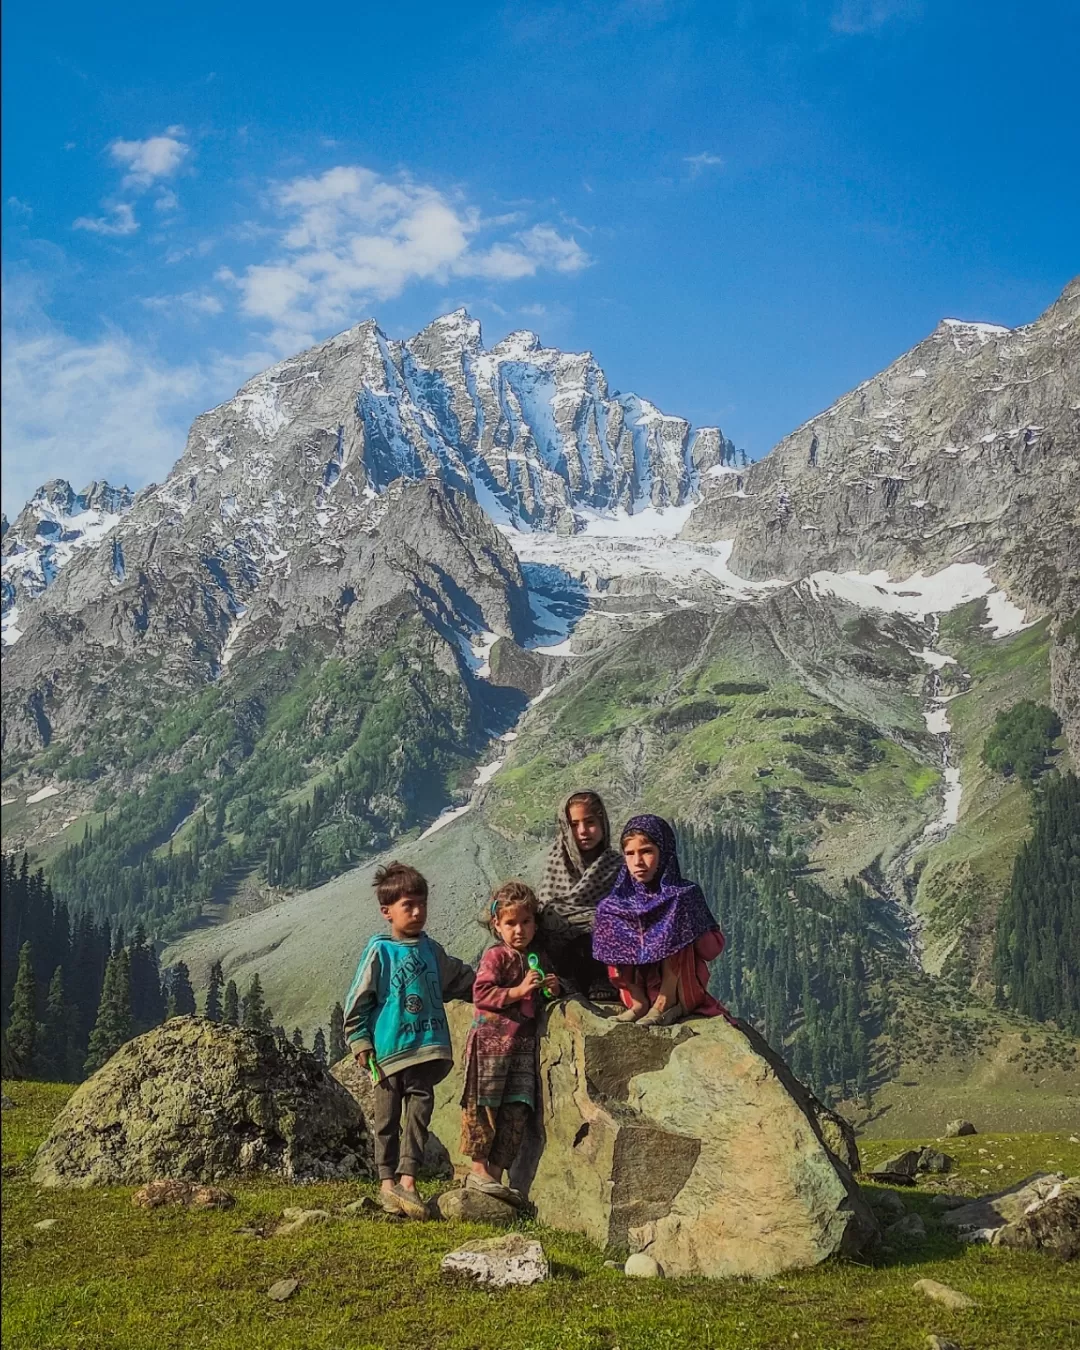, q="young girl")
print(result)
[592,814,725,1027]
[537,790,622,998]
[460,881,560,1203]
